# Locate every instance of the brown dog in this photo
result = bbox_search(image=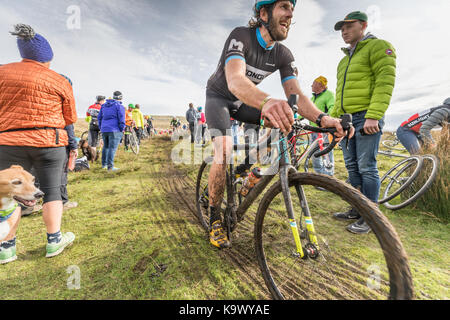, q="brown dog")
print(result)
[0,165,44,242]
[79,139,98,163]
